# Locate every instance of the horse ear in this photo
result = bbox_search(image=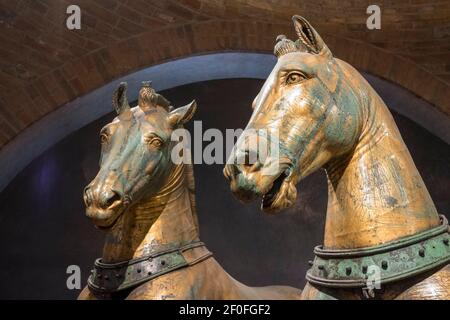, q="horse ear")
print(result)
[112,82,130,116]
[168,100,197,128]
[292,15,332,57]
